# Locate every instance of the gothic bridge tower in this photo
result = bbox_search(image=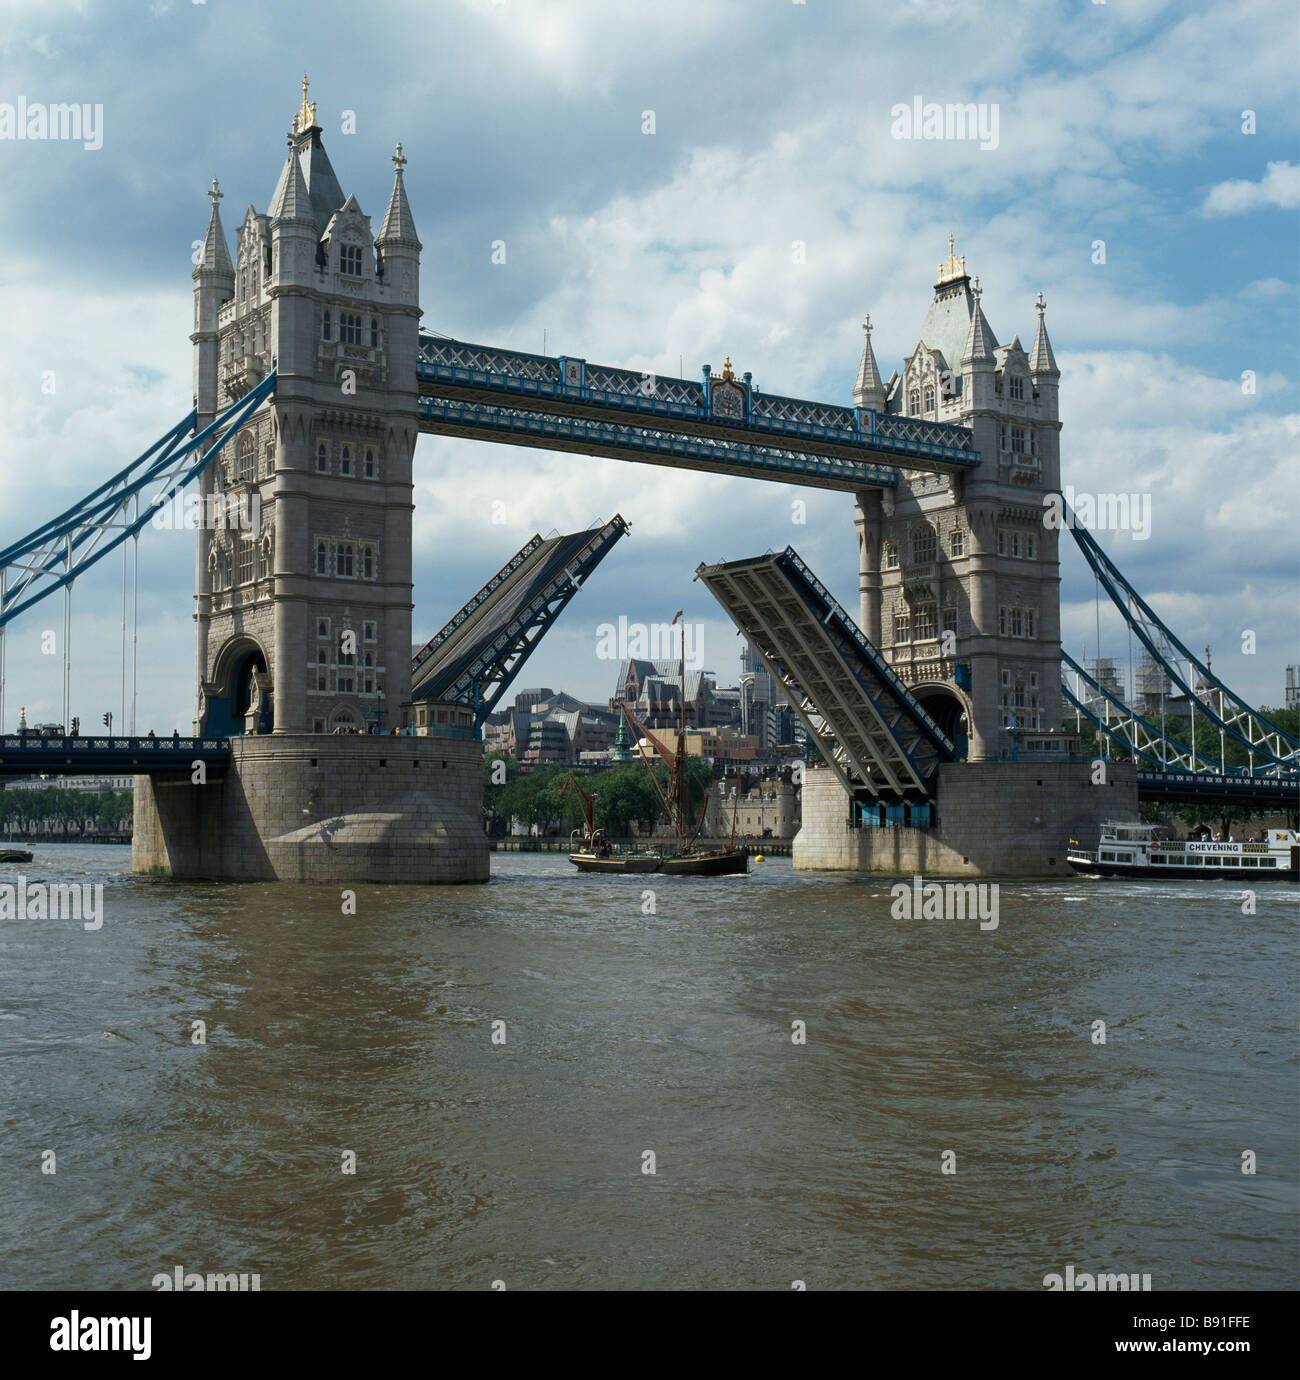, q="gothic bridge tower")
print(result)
[192,77,421,736]
[135,81,487,884]
[852,238,1062,760]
